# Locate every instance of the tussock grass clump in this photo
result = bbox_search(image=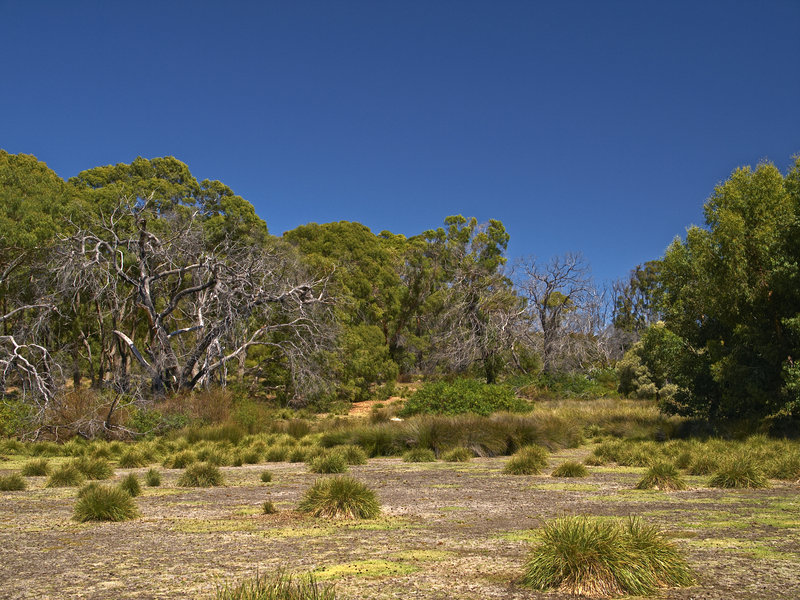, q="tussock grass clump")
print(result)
[504,445,549,475]
[262,500,278,515]
[308,451,348,474]
[163,450,197,469]
[46,463,86,487]
[196,445,230,466]
[687,454,720,475]
[145,468,161,487]
[119,473,142,497]
[0,473,26,491]
[584,455,605,466]
[523,516,694,597]
[288,447,309,463]
[636,462,687,491]
[551,461,588,478]
[265,445,291,463]
[336,445,367,465]
[442,447,472,462]
[177,462,224,487]
[73,457,114,480]
[74,484,139,522]
[298,476,380,519]
[241,448,263,465]
[402,448,436,463]
[21,458,51,476]
[215,570,336,600]
[260,471,273,483]
[118,449,149,468]
[766,452,800,480]
[709,457,769,489]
